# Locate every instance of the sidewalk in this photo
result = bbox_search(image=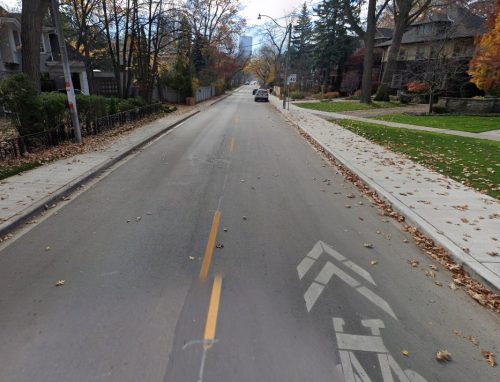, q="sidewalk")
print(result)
[0,96,226,237]
[301,107,500,141]
[271,96,500,292]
